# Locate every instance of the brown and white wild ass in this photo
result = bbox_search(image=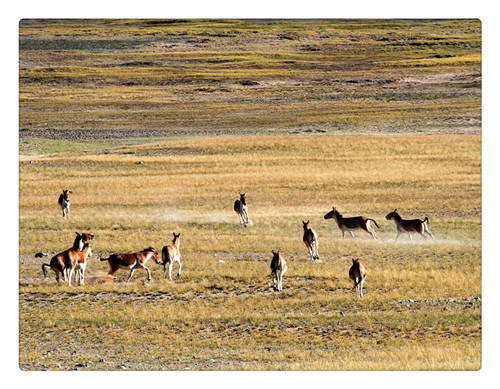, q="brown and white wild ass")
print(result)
[234,192,249,226]
[324,206,379,240]
[349,258,367,298]
[58,190,71,219]
[161,232,182,280]
[42,232,94,283]
[270,250,288,291]
[302,220,319,260]
[100,247,161,282]
[385,209,435,241]
[65,243,93,286]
